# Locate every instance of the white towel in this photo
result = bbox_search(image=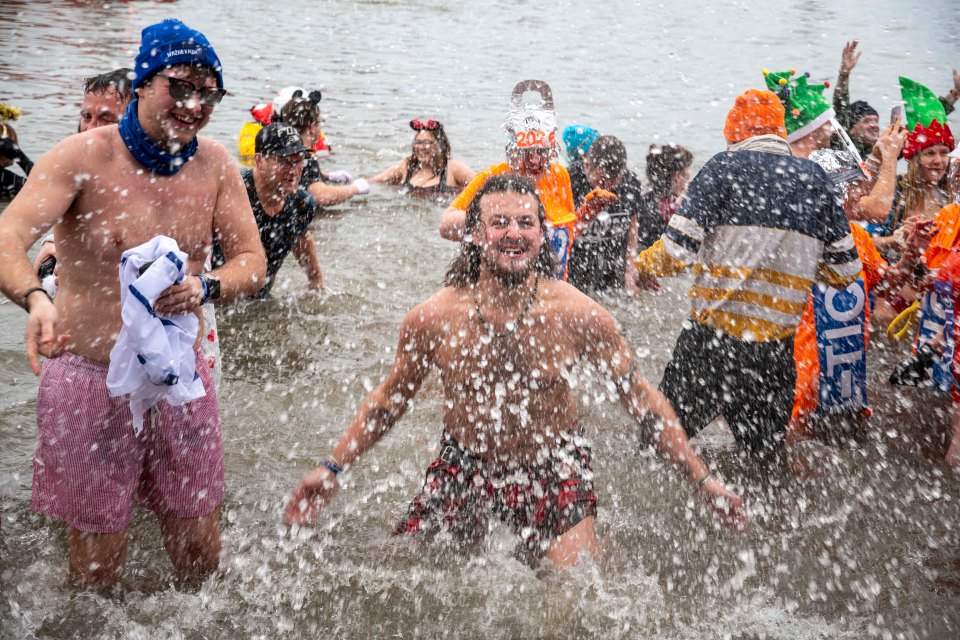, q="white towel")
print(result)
[106,235,206,435]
